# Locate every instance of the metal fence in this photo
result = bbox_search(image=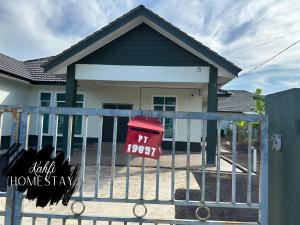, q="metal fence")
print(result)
[0,105,268,225]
